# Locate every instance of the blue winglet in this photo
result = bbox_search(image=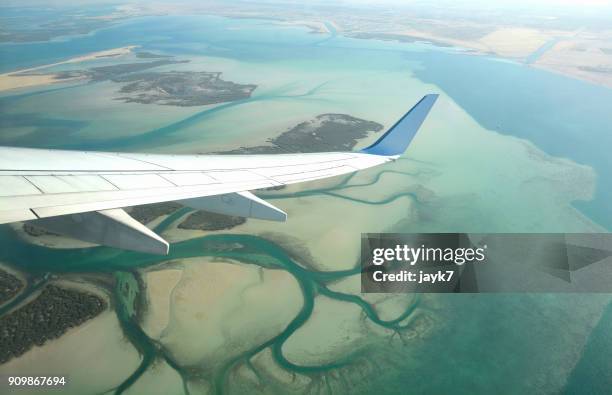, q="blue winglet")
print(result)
[361,94,438,156]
